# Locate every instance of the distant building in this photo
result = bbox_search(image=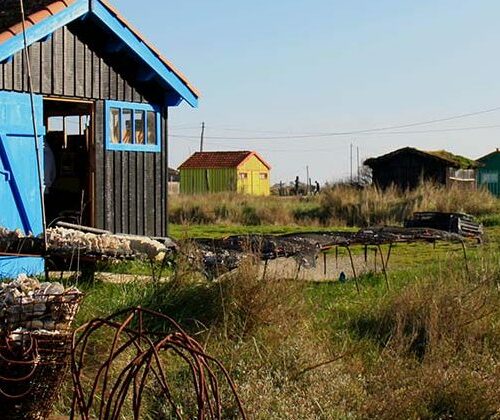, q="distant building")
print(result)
[364,147,479,190]
[178,151,271,195]
[477,149,500,197]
